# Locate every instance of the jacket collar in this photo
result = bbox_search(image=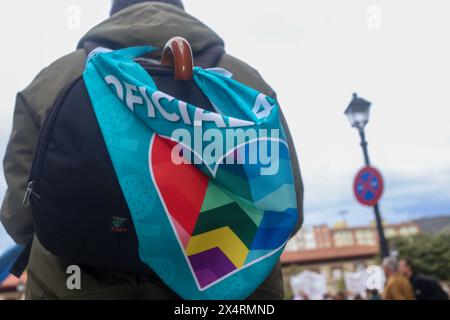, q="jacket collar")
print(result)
[78,2,224,57]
